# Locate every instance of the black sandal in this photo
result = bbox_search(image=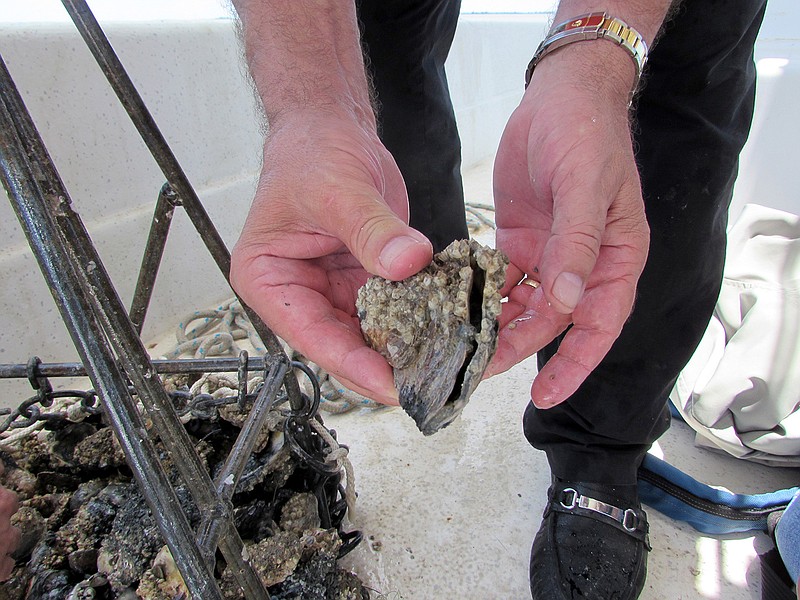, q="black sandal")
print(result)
[530,478,650,600]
